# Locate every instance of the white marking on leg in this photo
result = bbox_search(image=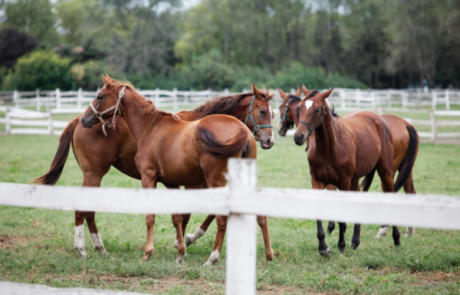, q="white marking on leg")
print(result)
[186,228,205,246]
[305,100,313,110]
[376,226,389,239]
[405,227,415,238]
[174,239,179,248]
[91,233,108,254]
[74,225,88,258]
[204,250,220,266]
